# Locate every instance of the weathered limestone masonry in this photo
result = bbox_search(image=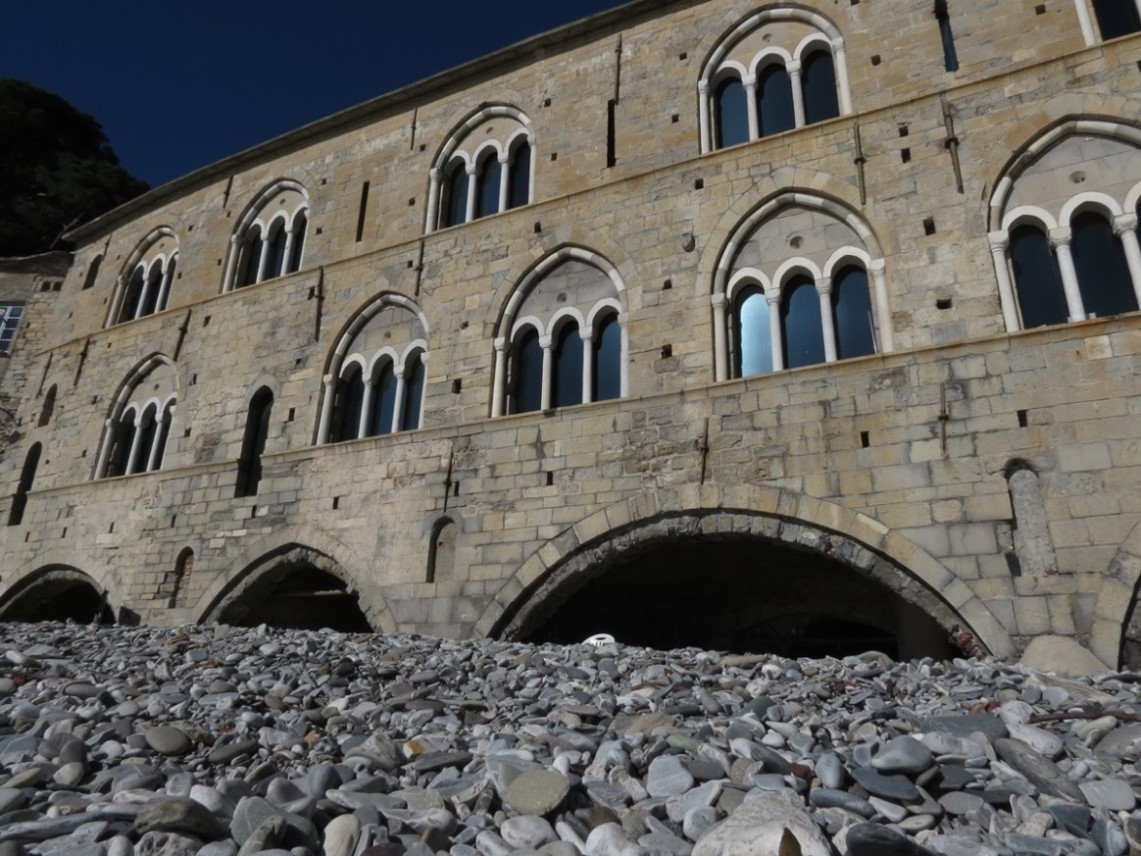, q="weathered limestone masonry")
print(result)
[2,0,1141,667]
